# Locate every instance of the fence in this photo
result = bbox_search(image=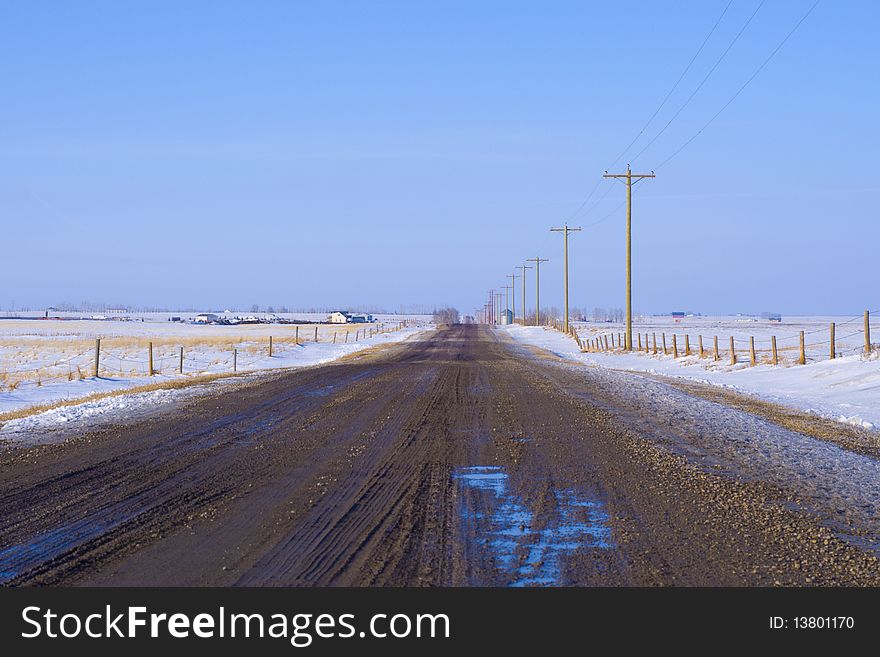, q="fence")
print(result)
[0,321,409,390]
[558,310,877,368]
